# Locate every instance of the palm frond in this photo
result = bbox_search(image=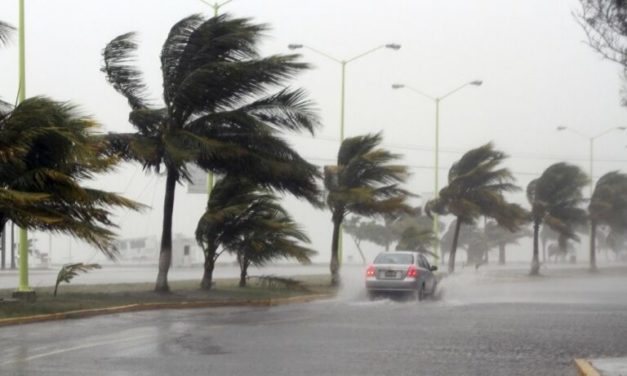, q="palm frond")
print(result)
[102,32,149,110]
